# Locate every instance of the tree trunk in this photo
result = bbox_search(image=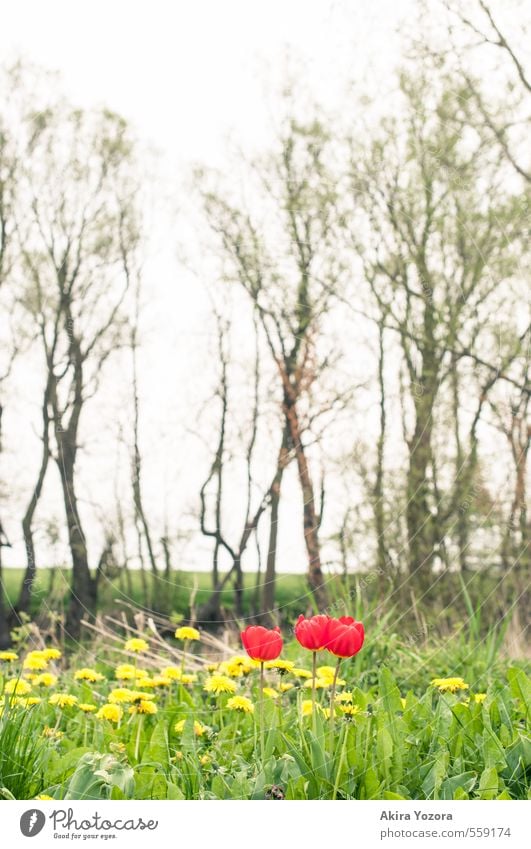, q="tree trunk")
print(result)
[284,399,327,609]
[406,394,436,577]
[57,435,95,639]
[262,424,289,619]
[16,390,50,616]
